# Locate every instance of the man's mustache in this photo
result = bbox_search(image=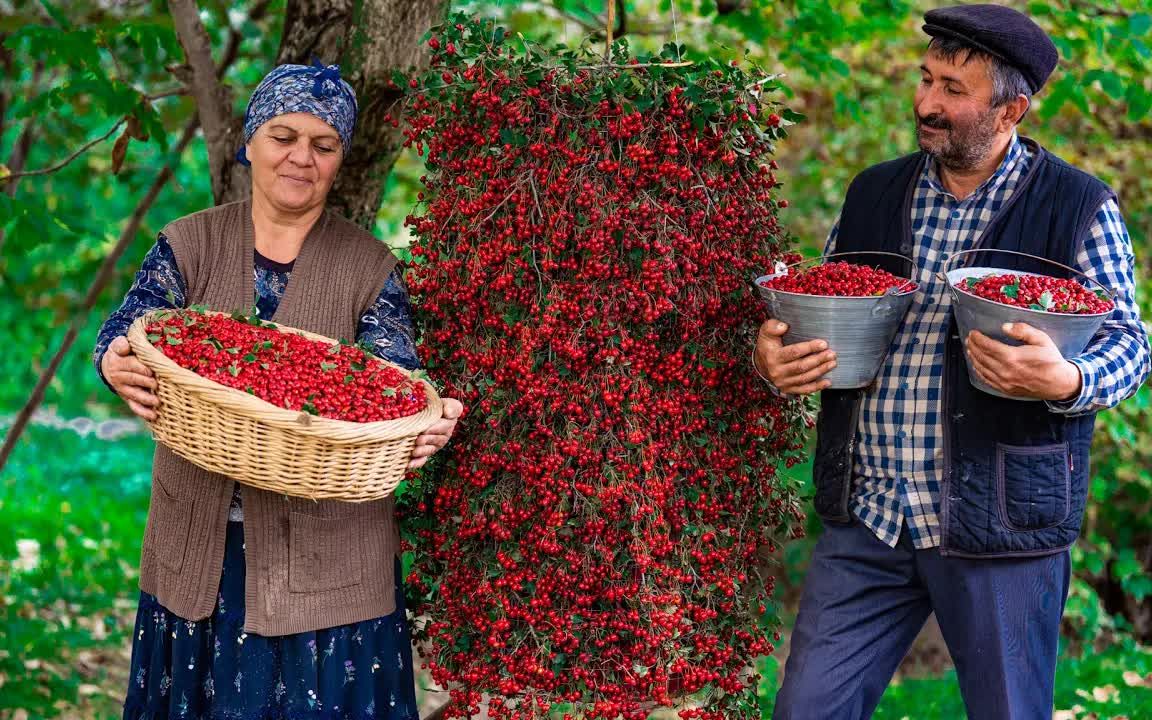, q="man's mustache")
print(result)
[918,114,951,130]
